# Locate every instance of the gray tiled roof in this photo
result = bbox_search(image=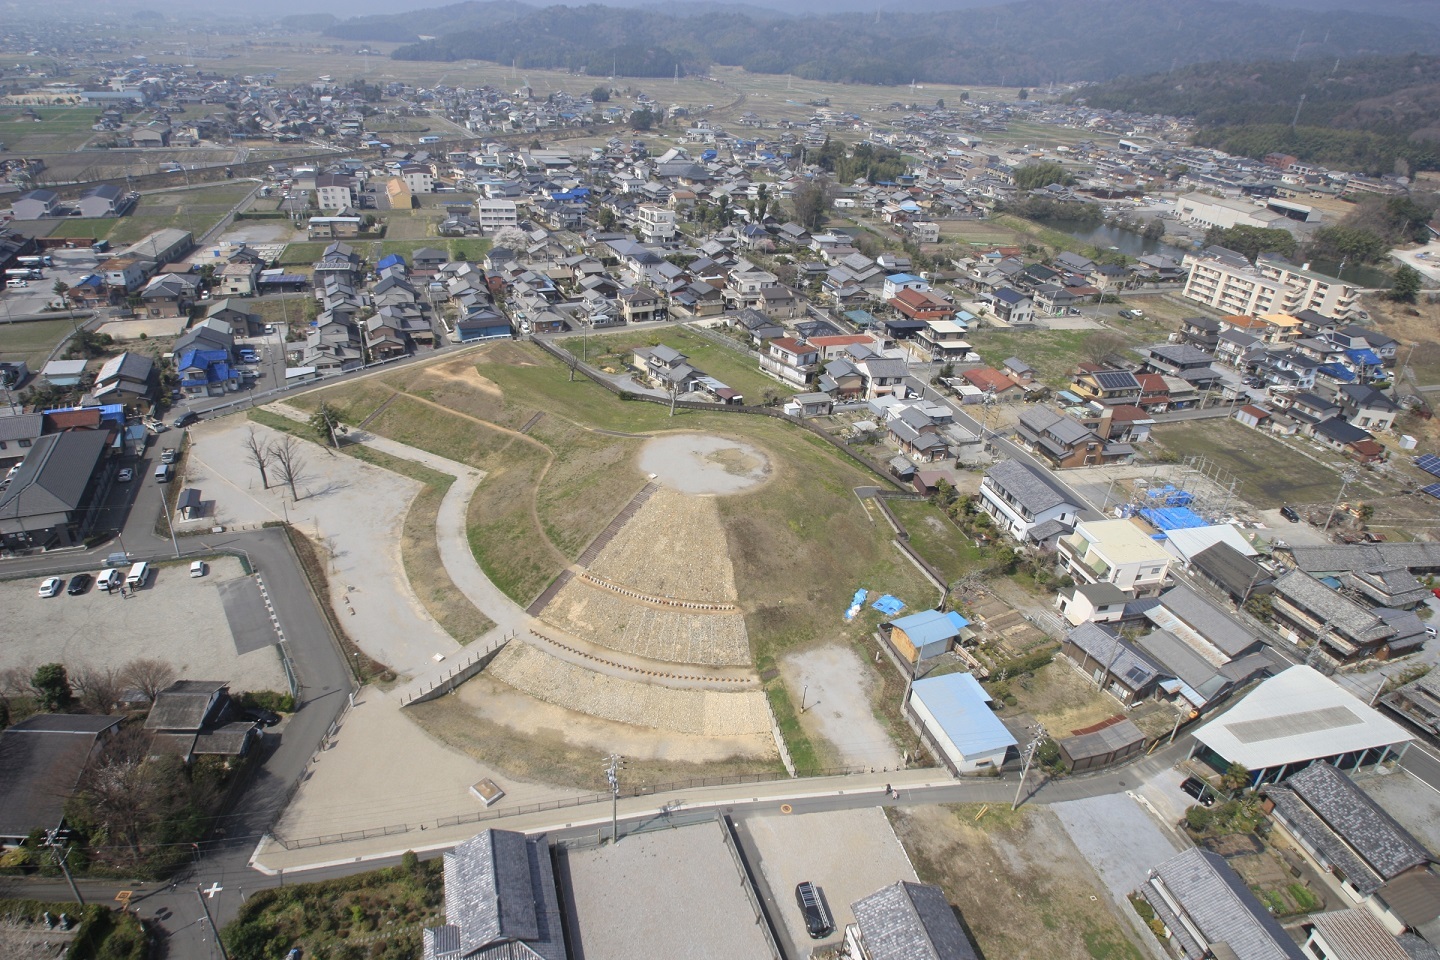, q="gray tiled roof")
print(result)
[1289,543,1440,575]
[1269,762,1434,892]
[433,830,566,960]
[1064,623,1159,691]
[1147,848,1305,960]
[1151,583,1260,658]
[1273,571,1394,646]
[0,430,109,520]
[984,459,1075,514]
[851,881,978,960]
